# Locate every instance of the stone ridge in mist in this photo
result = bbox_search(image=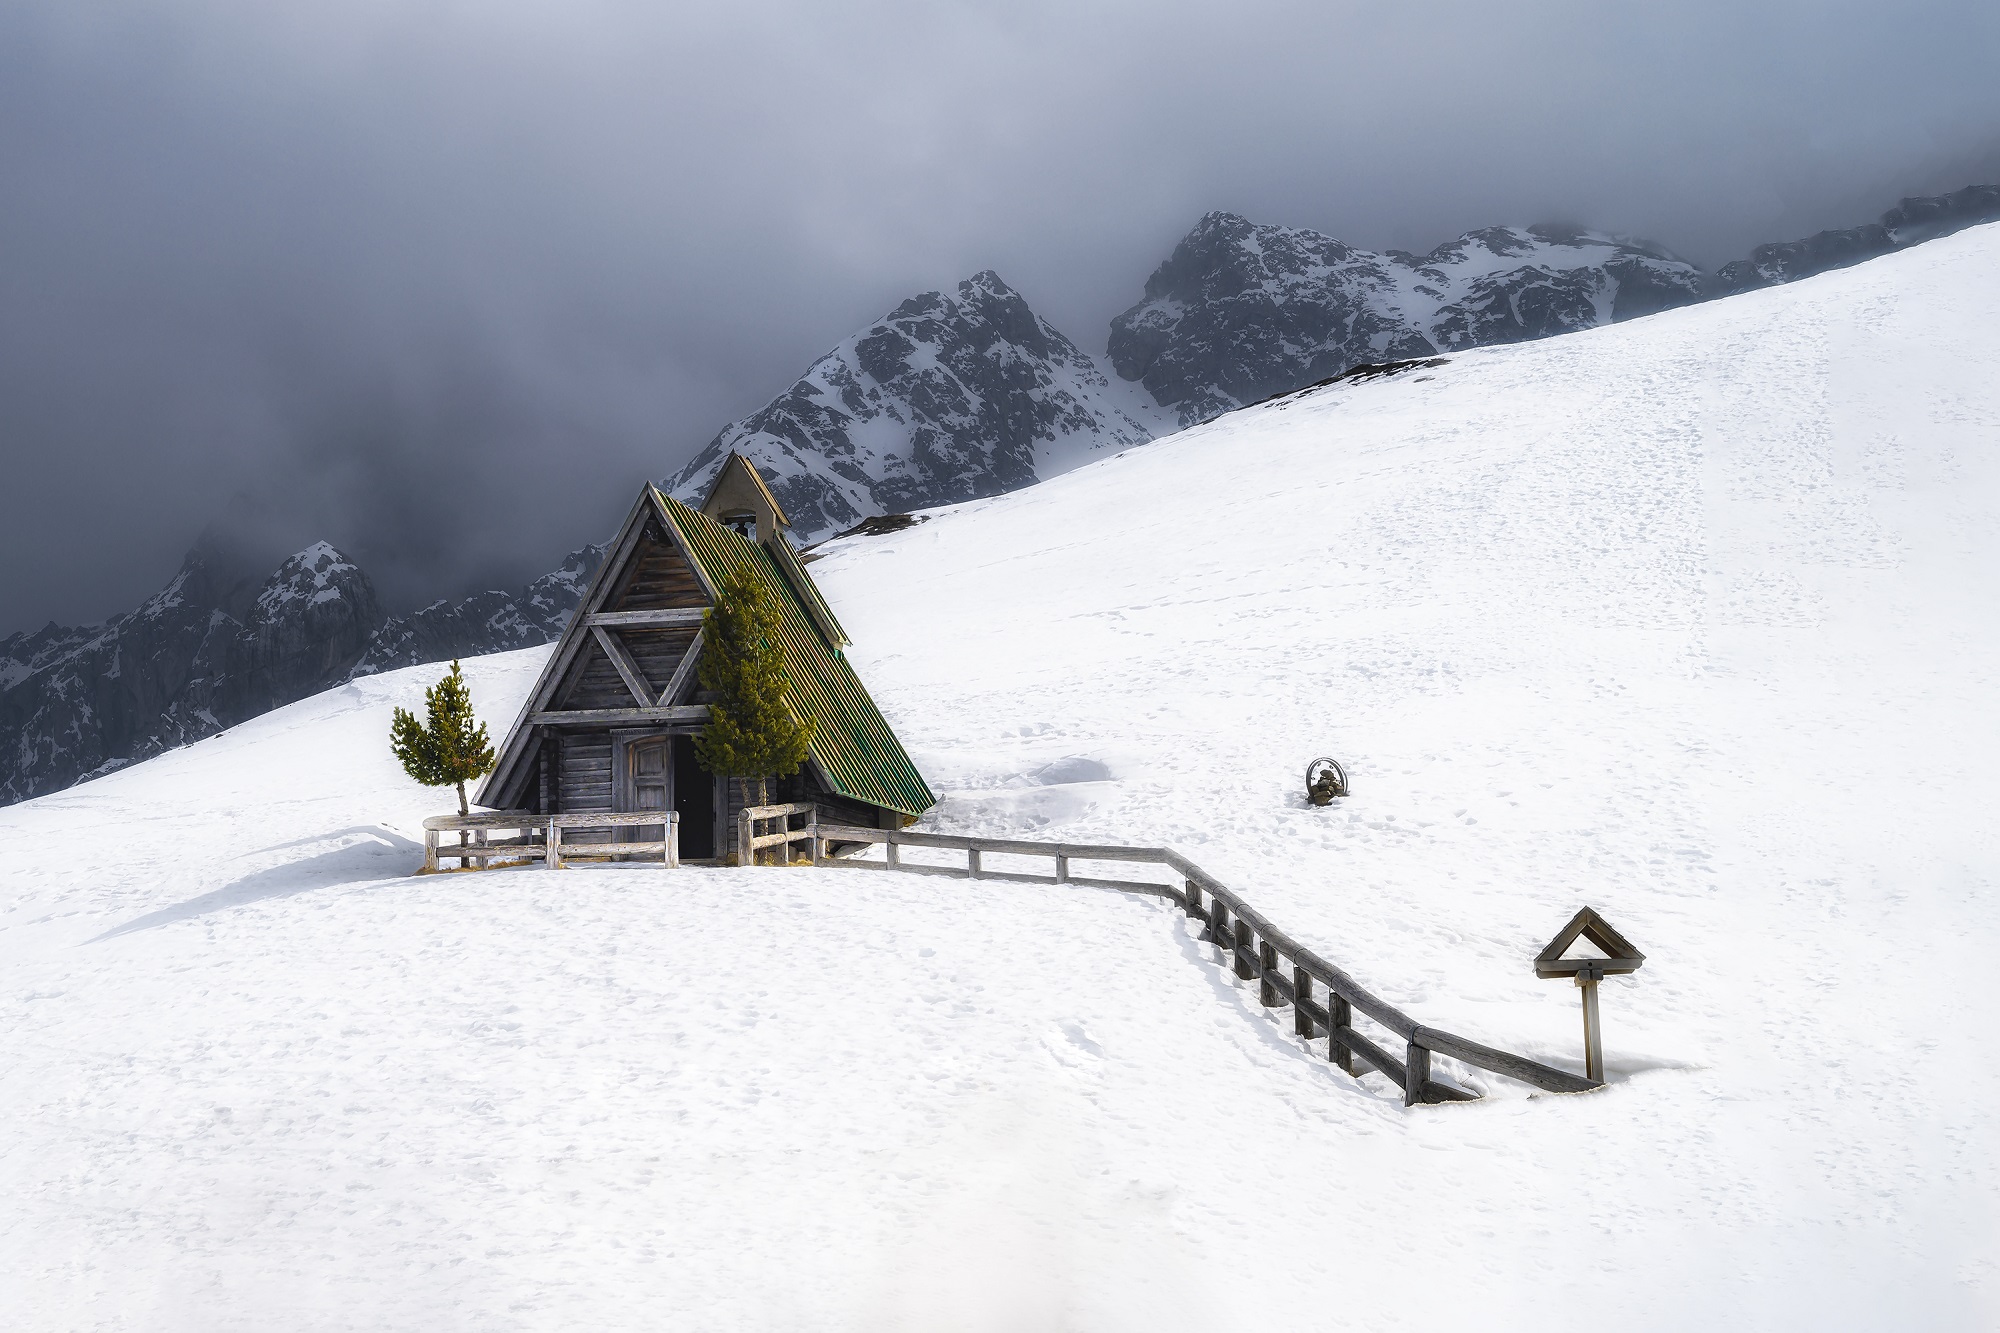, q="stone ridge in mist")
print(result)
[664,270,1160,541]
[347,545,604,680]
[0,539,603,806]
[1108,212,1704,426]
[1711,182,2000,295]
